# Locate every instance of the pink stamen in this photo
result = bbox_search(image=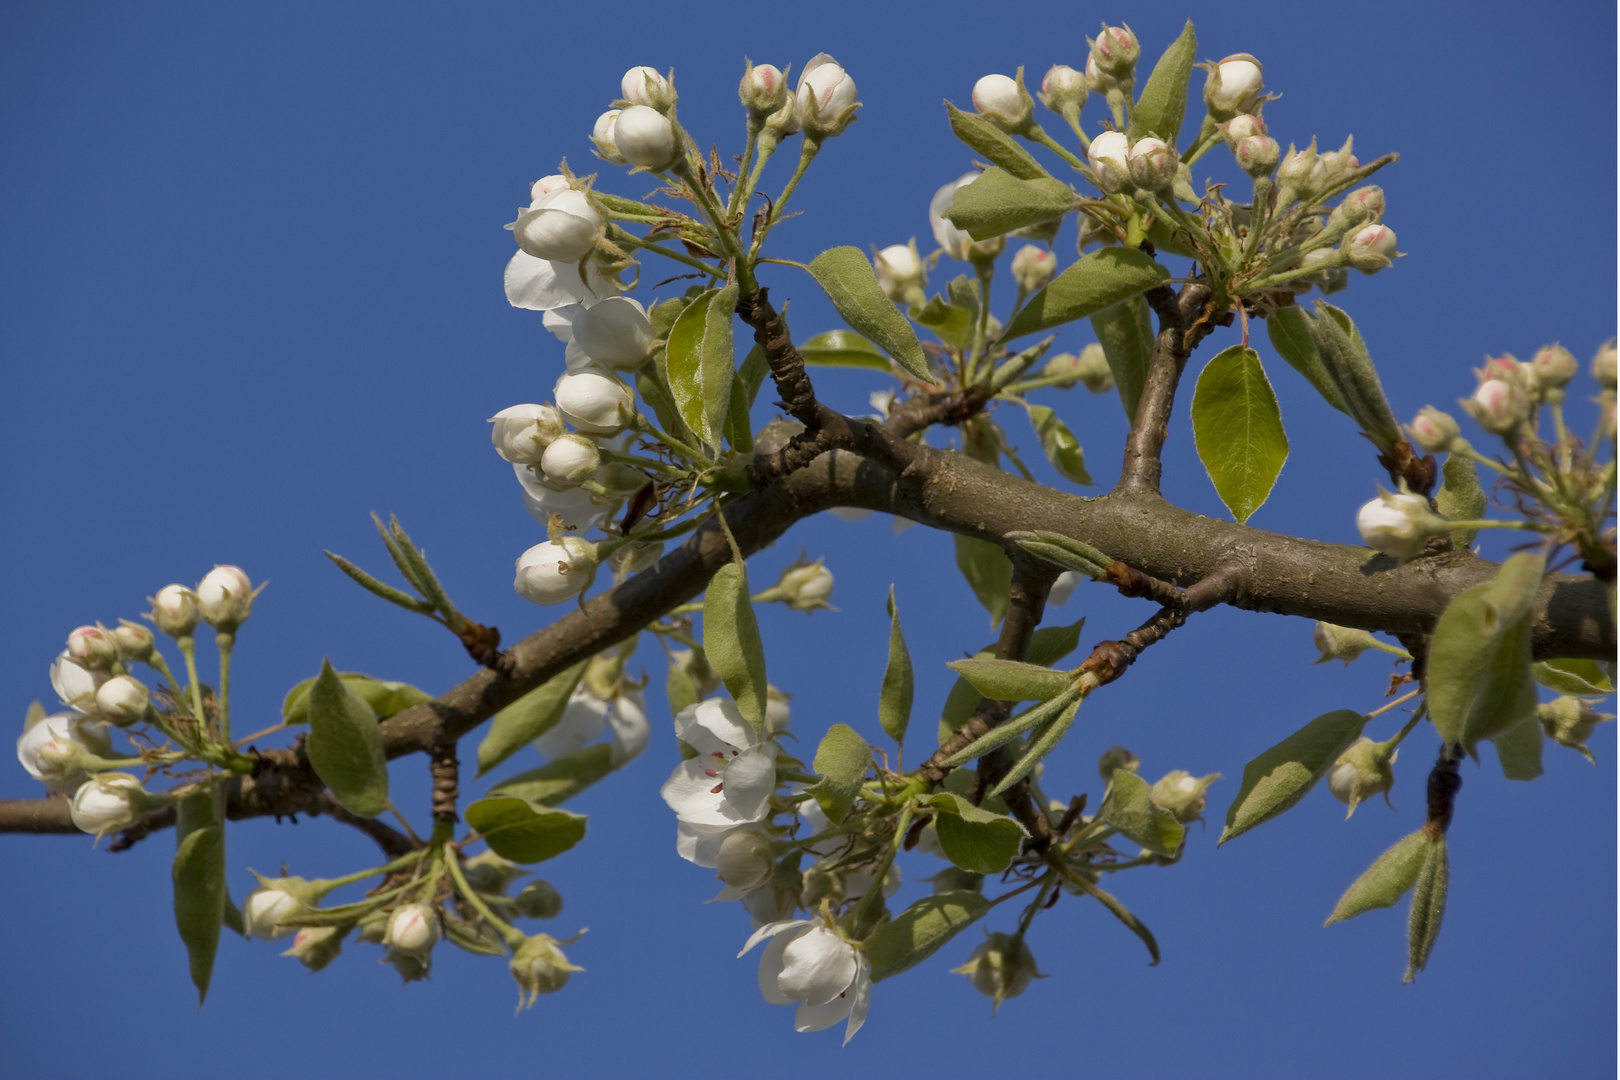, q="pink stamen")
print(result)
[710,783,724,794]
[704,768,717,778]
